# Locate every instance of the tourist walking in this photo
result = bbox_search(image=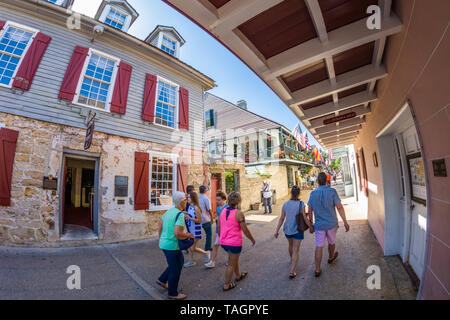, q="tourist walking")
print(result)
[274,186,312,279]
[326,172,332,187]
[262,180,273,214]
[156,191,194,300]
[199,185,213,262]
[205,191,229,268]
[306,172,350,277]
[218,191,256,291]
[183,191,208,267]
